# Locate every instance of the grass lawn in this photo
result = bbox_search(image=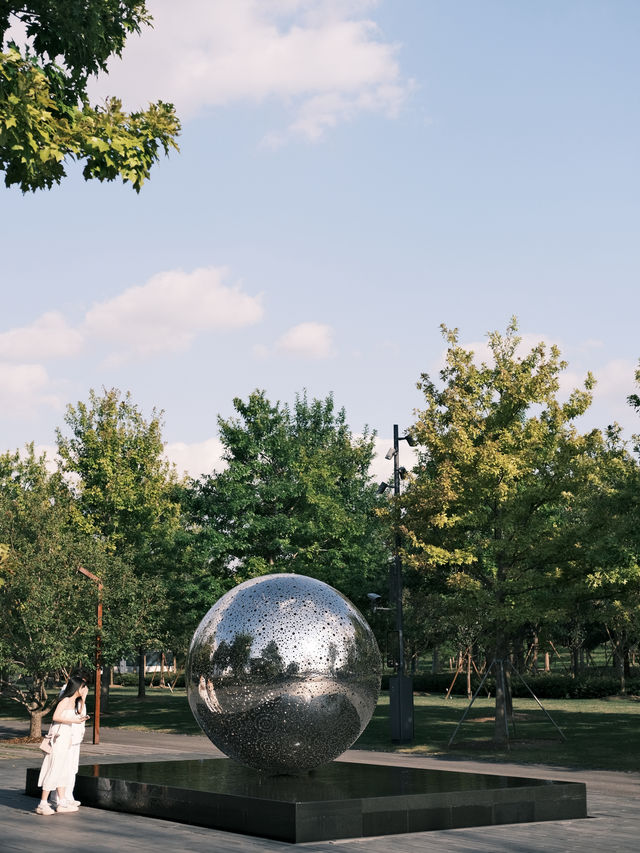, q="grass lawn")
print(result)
[2,686,639,772]
[358,692,640,771]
